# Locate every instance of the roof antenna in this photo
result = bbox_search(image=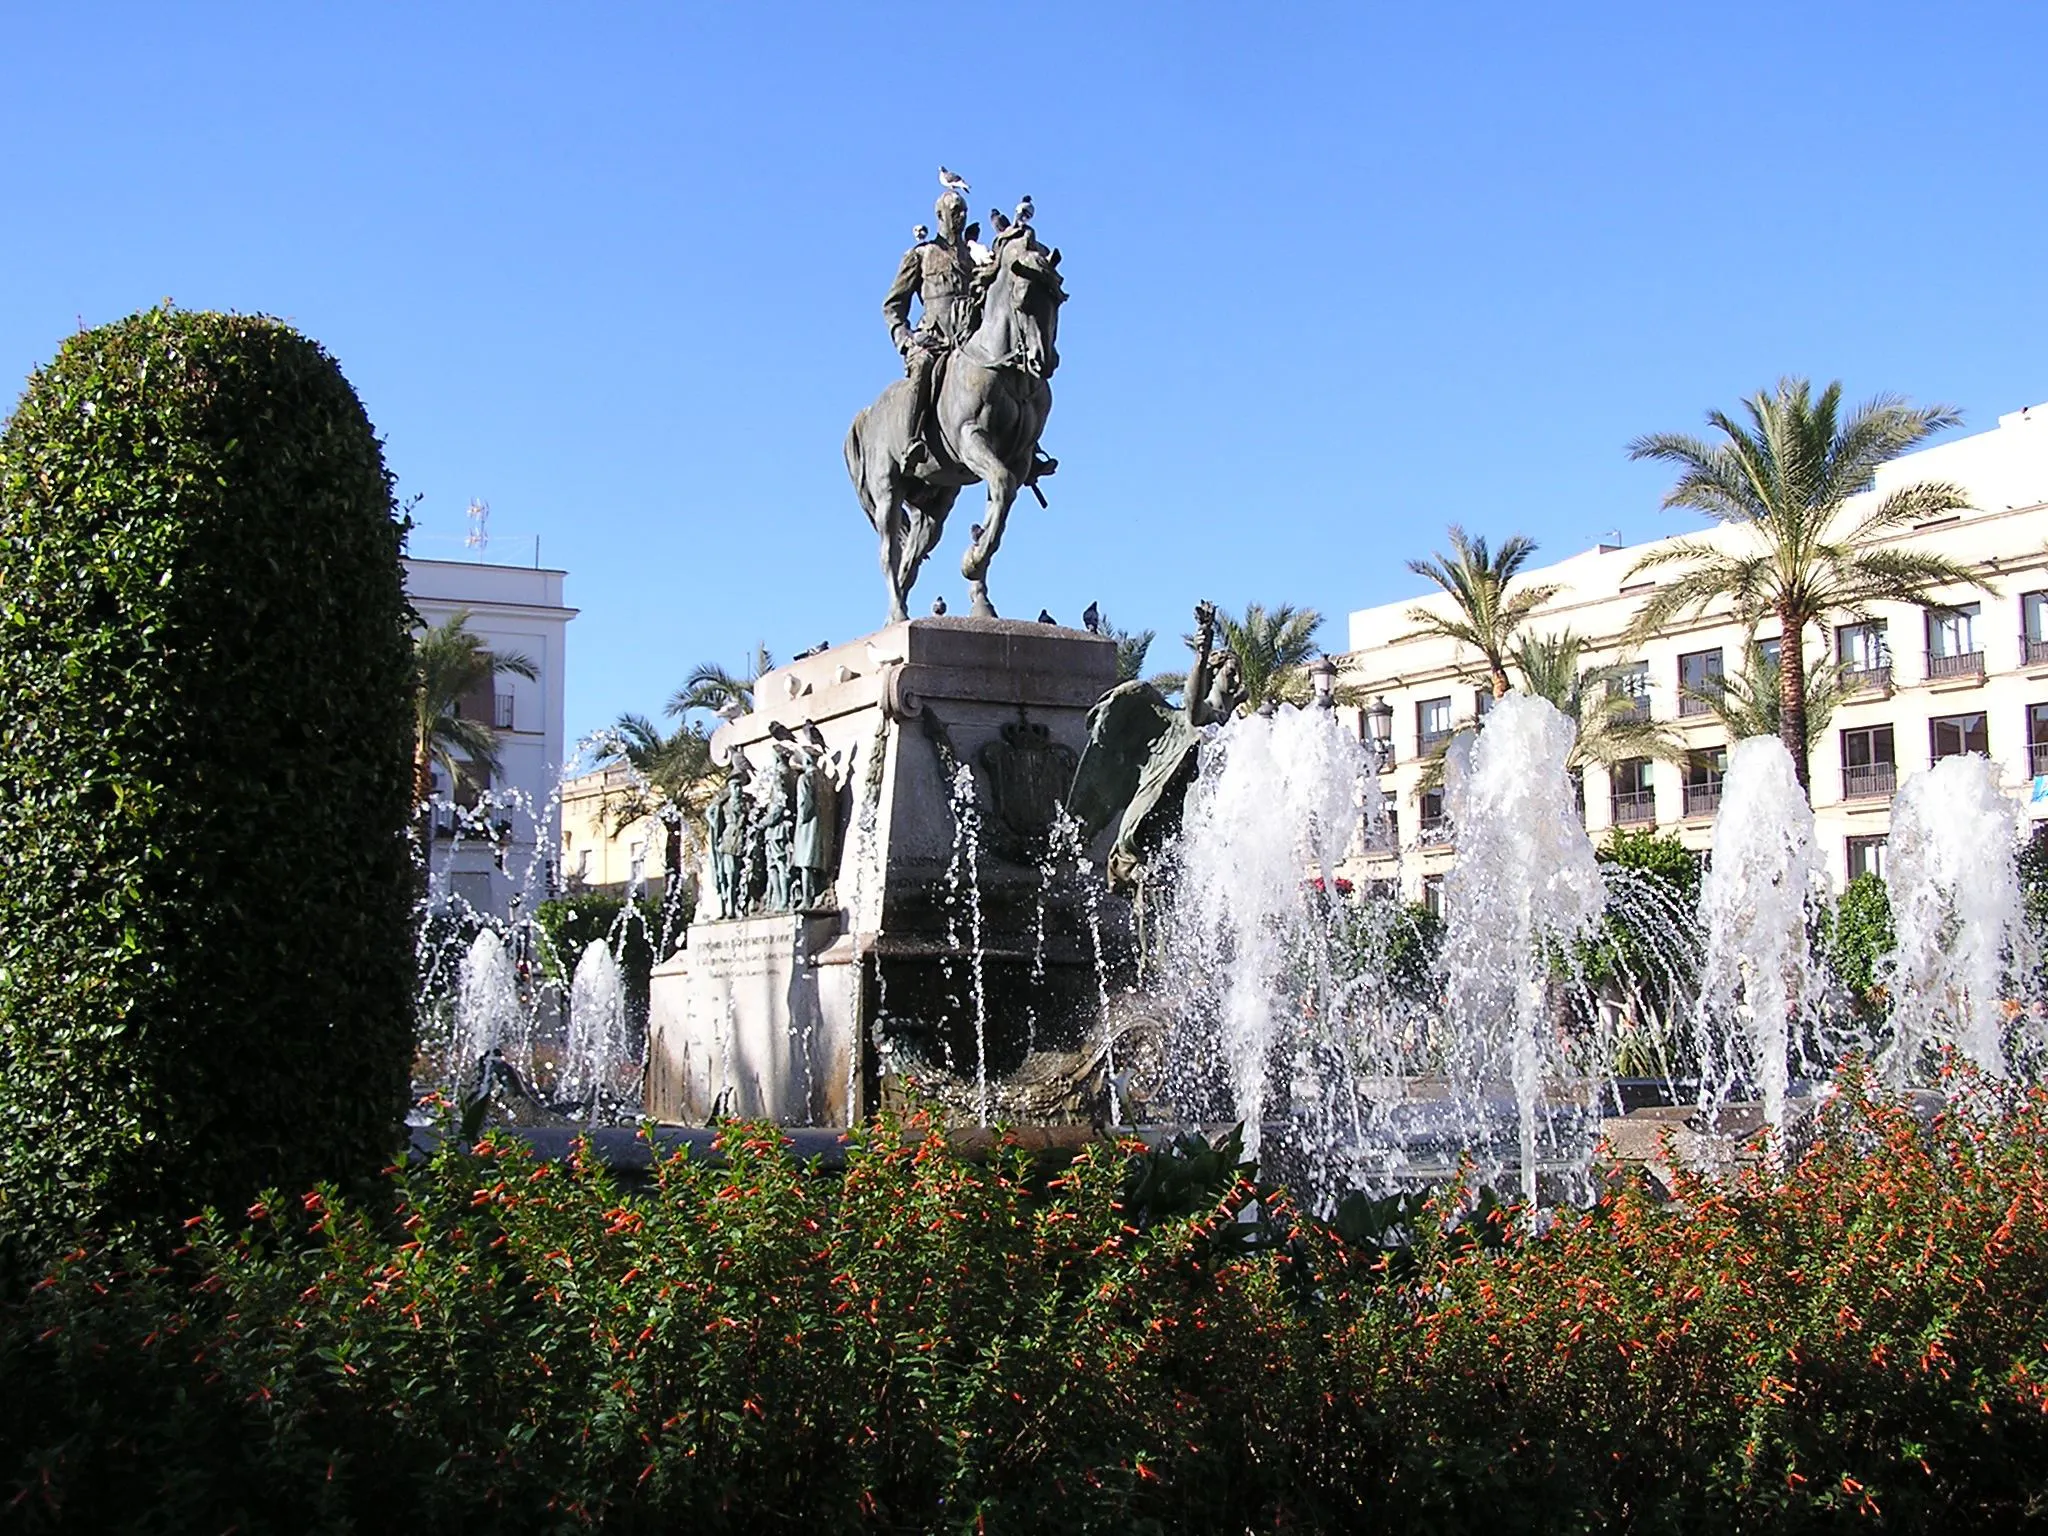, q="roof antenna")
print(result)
[465,498,491,554]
